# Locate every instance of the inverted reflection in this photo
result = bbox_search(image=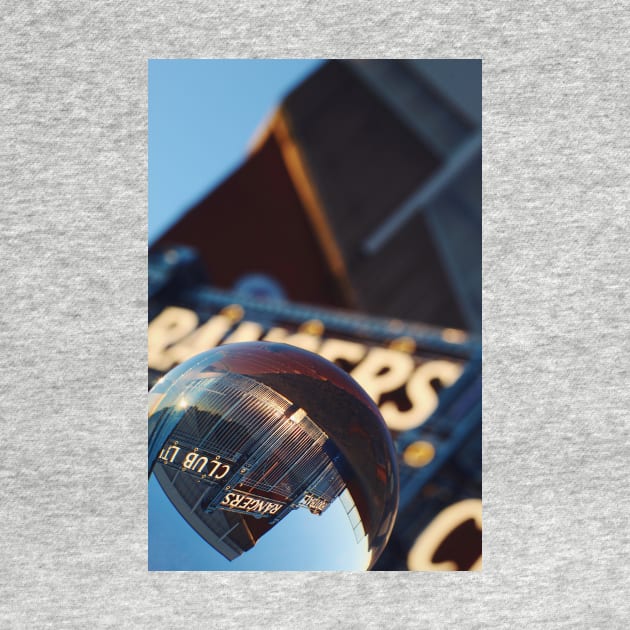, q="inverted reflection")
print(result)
[148,342,398,570]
